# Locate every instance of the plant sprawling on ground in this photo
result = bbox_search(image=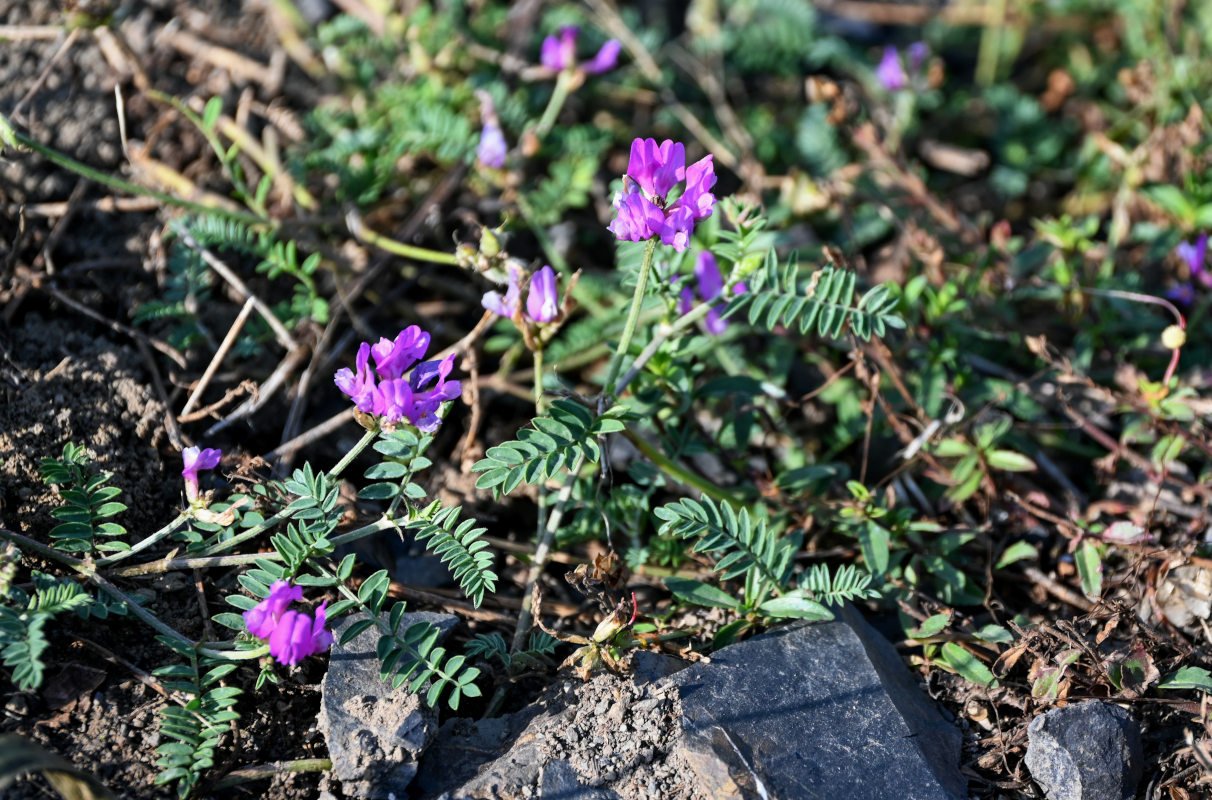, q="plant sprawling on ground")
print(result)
[3,0,1212,796]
